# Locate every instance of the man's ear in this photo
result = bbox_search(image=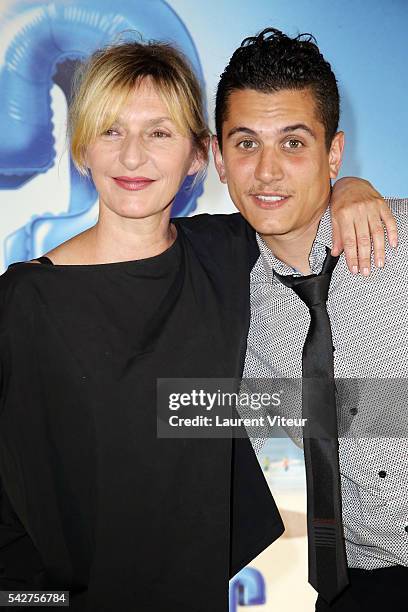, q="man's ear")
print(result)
[211,135,227,184]
[329,131,345,179]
